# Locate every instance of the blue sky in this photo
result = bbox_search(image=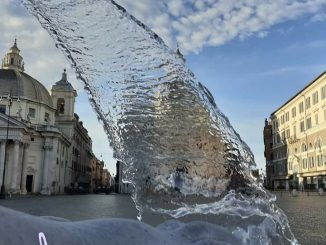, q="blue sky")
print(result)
[187,18,326,170]
[1,0,326,174]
